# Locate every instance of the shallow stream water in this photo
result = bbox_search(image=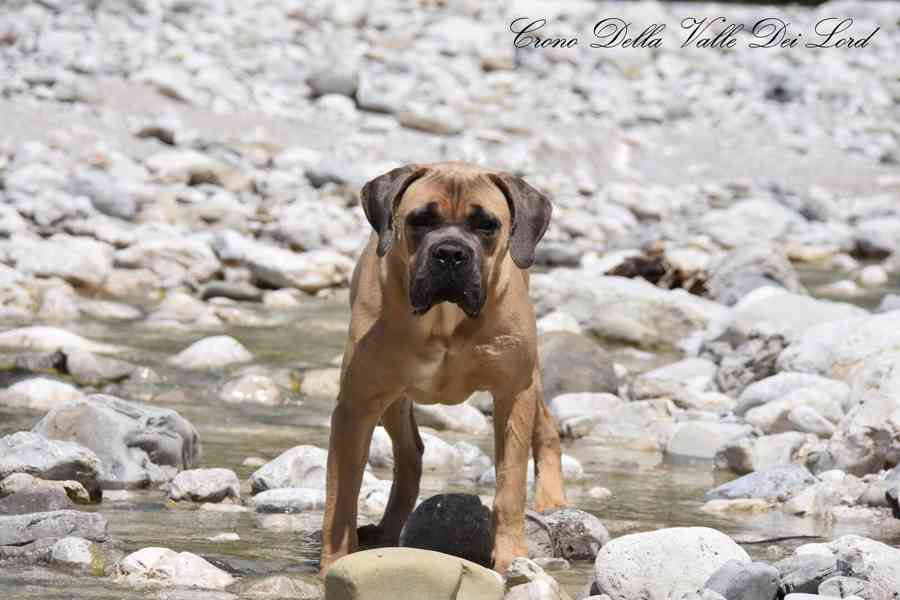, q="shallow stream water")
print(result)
[2,269,900,598]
